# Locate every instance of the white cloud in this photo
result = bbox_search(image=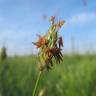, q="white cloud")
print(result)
[0,31,34,56]
[66,12,96,25]
[0,31,34,51]
[0,31,33,40]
